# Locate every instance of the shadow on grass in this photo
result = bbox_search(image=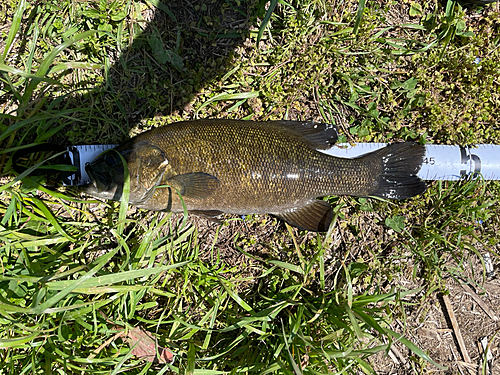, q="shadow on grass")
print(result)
[51,0,265,145]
